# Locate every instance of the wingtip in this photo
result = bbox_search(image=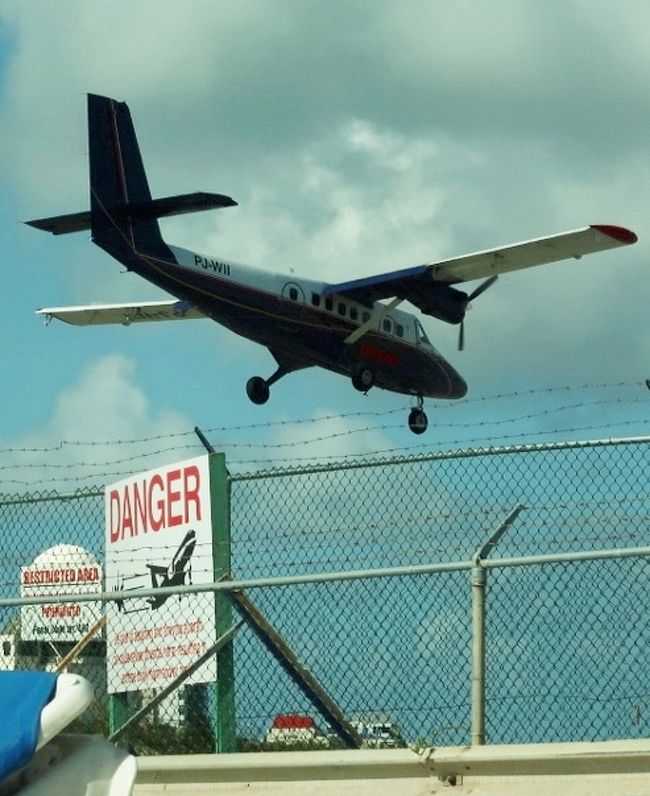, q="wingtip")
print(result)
[591,225,638,245]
